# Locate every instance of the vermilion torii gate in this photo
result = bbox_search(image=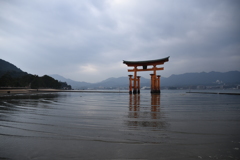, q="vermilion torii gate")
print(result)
[123,56,169,94]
